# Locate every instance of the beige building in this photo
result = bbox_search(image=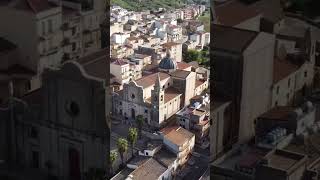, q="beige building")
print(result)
[161,126,195,166]
[213,24,275,144]
[112,54,208,128]
[0,0,63,74]
[162,42,182,62]
[210,99,231,161]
